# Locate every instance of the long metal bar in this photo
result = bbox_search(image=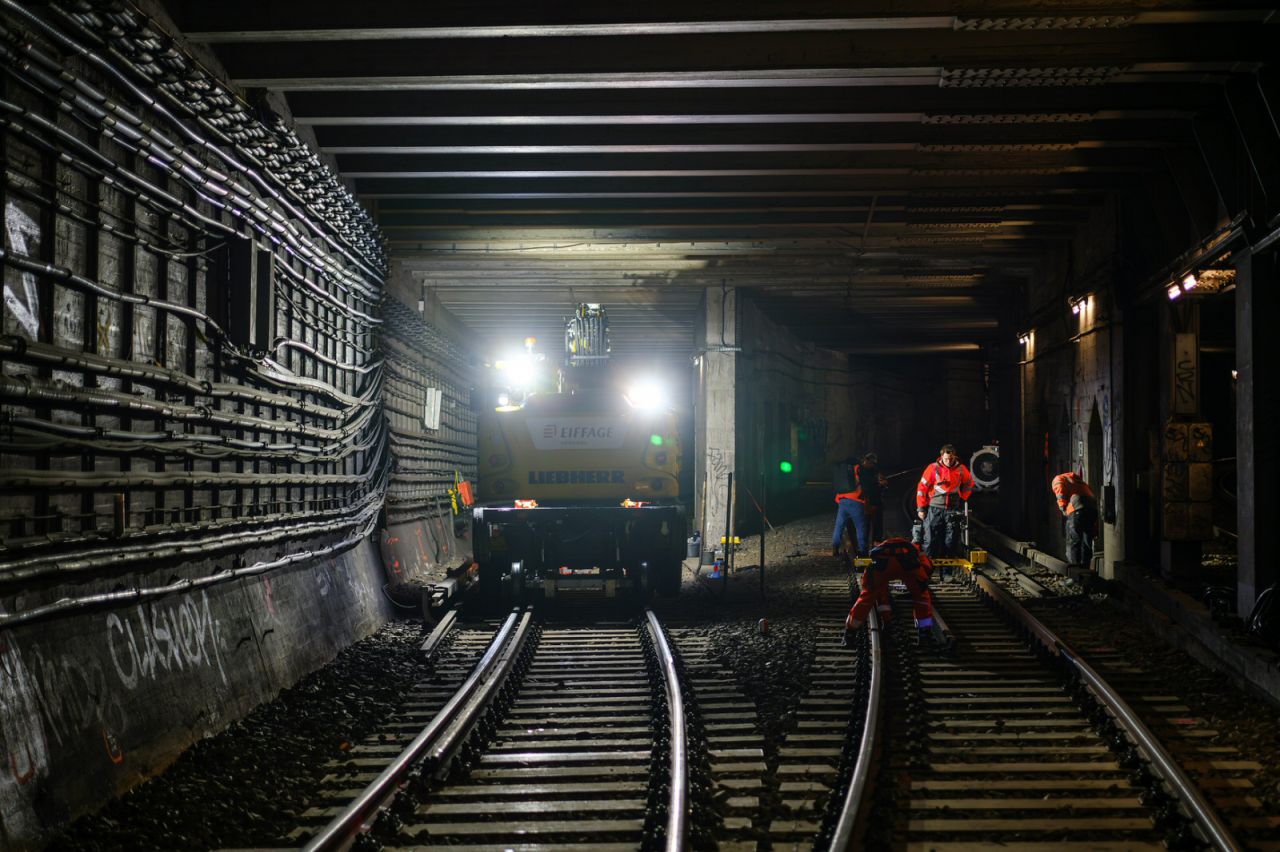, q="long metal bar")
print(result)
[971,571,1239,852]
[829,607,884,849]
[419,608,459,655]
[645,609,688,851]
[304,608,523,852]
